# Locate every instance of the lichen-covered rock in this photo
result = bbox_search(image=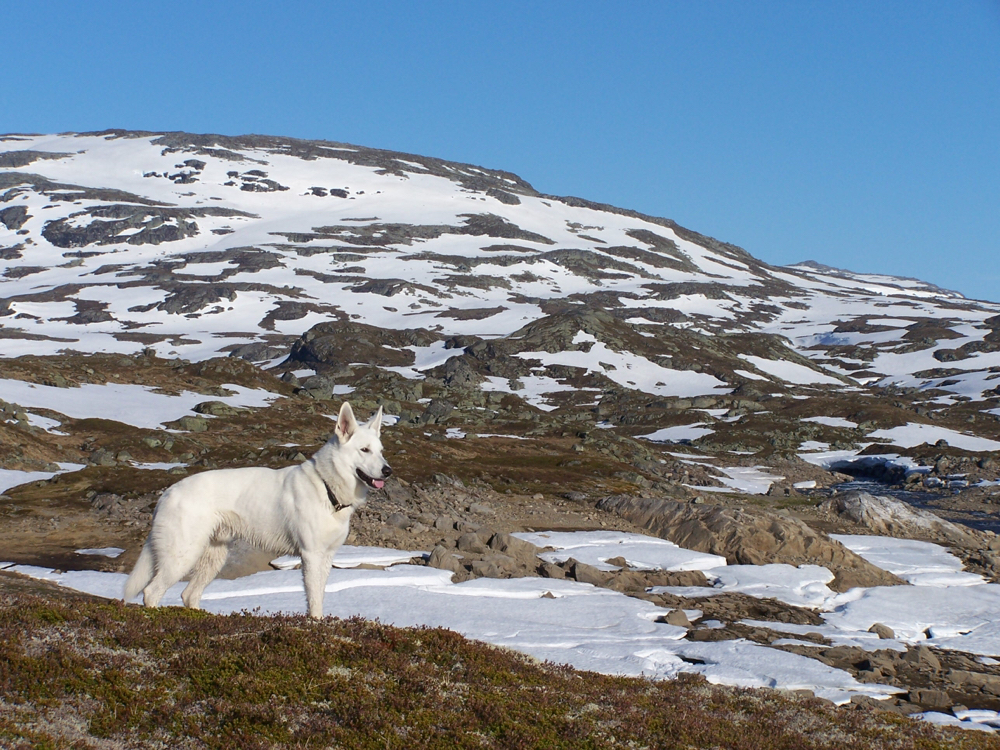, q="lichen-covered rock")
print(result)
[287,320,441,370]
